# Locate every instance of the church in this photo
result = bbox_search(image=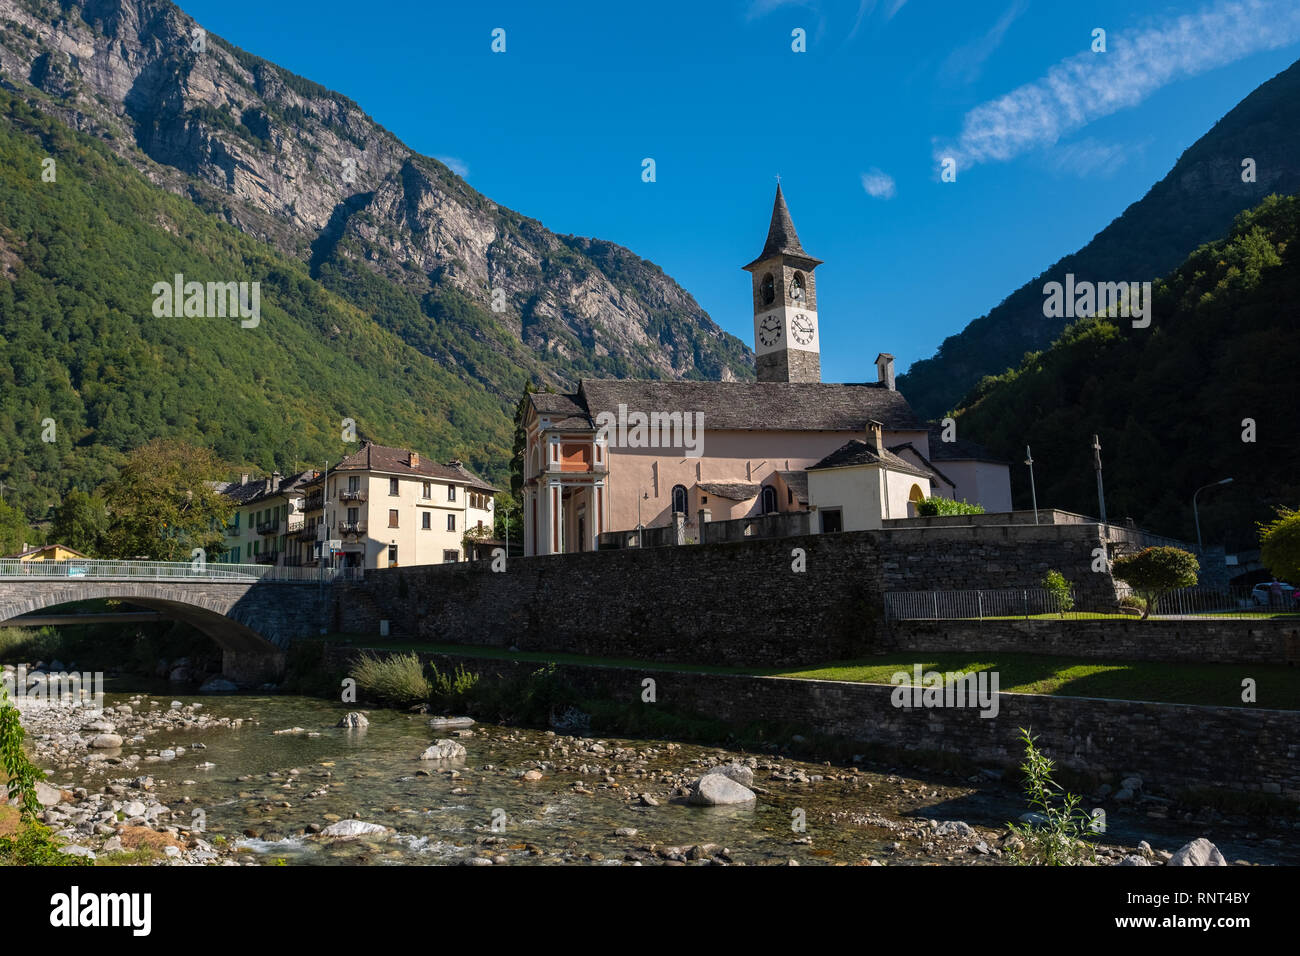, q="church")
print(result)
[521,186,1012,556]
